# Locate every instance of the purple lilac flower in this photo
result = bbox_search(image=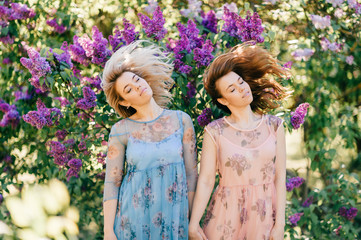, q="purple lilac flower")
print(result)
[96,171,106,180]
[55,129,68,141]
[291,103,310,129]
[2,58,11,64]
[63,139,75,148]
[68,158,82,170]
[144,0,158,14]
[108,26,126,52]
[348,0,361,12]
[78,26,112,66]
[283,61,293,69]
[302,196,313,207]
[0,35,15,45]
[346,55,354,65]
[46,18,67,34]
[46,140,69,166]
[69,35,90,66]
[66,168,79,181]
[20,47,52,92]
[3,155,12,164]
[121,18,139,45]
[180,0,202,18]
[286,176,305,191]
[54,97,70,107]
[8,3,36,20]
[0,103,20,128]
[78,141,87,151]
[201,10,218,33]
[236,11,265,43]
[76,86,97,110]
[0,194,3,205]
[291,48,314,61]
[334,8,346,18]
[289,212,303,227]
[320,37,342,52]
[22,99,63,129]
[177,64,193,74]
[138,6,167,41]
[97,152,106,165]
[193,39,214,68]
[14,89,32,101]
[216,3,238,19]
[186,82,196,99]
[222,6,239,37]
[310,15,331,29]
[339,207,358,220]
[53,41,73,68]
[82,76,102,91]
[197,108,212,127]
[326,0,344,7]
